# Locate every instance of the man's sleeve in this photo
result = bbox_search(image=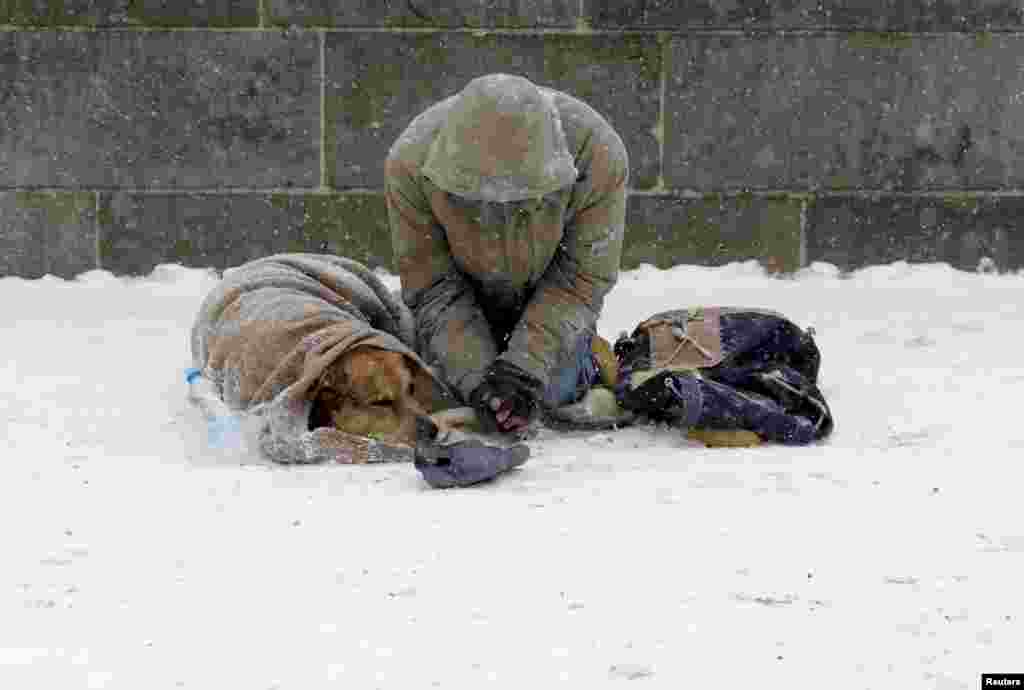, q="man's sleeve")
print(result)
[385,157,499,402]
[499,125,628,393]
